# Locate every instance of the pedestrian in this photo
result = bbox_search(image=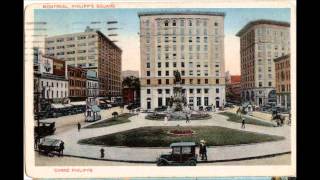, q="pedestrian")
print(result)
[77,122,81,132]
[202,141,207,161]
[186,113,191,123]
[199,141,204,160]
[34,136,40,150]
[241,117,246,129]
[164,115,168,125]
[100,148,105,158]
[59,142,64,157]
